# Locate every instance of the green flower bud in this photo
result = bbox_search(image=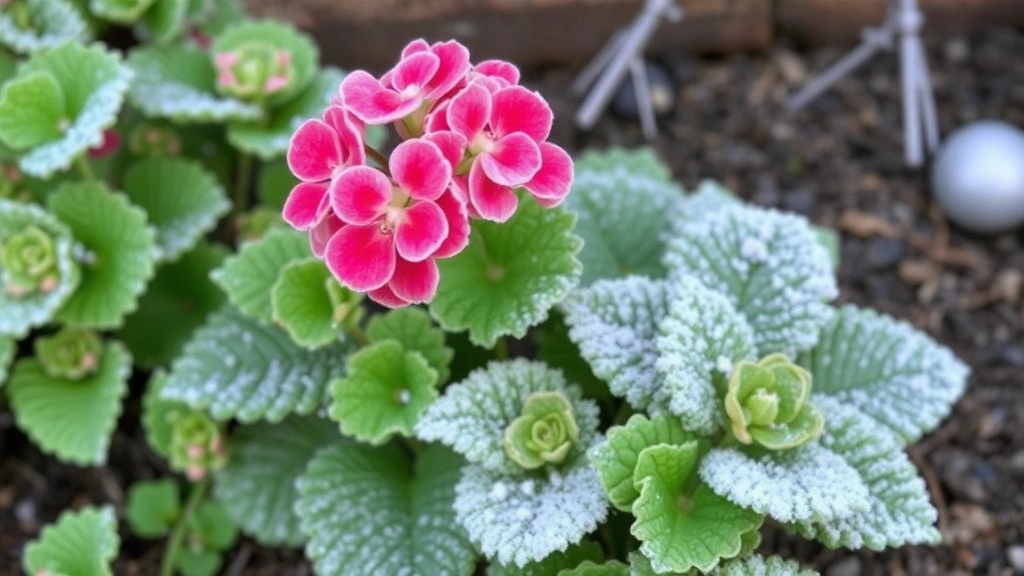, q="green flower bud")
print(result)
[326,278,364,329]
[504,391,579,470]
[2,225,60,298]
[724,353,824,450]
[213,43,294,101]
[169,411,227,482]
[34,328,103,380]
